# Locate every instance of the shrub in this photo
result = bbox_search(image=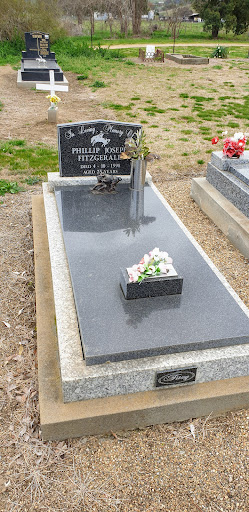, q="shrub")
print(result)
[211,46,228,59]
